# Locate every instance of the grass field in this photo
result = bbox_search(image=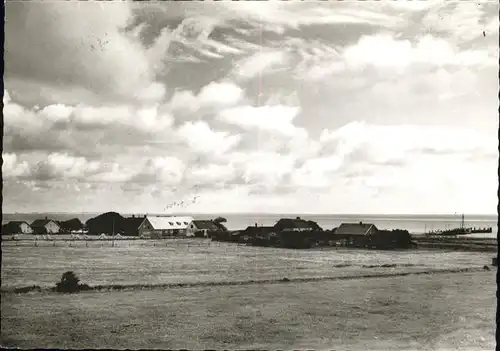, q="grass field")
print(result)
[1,239,494,289]
[1,271,495,350]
